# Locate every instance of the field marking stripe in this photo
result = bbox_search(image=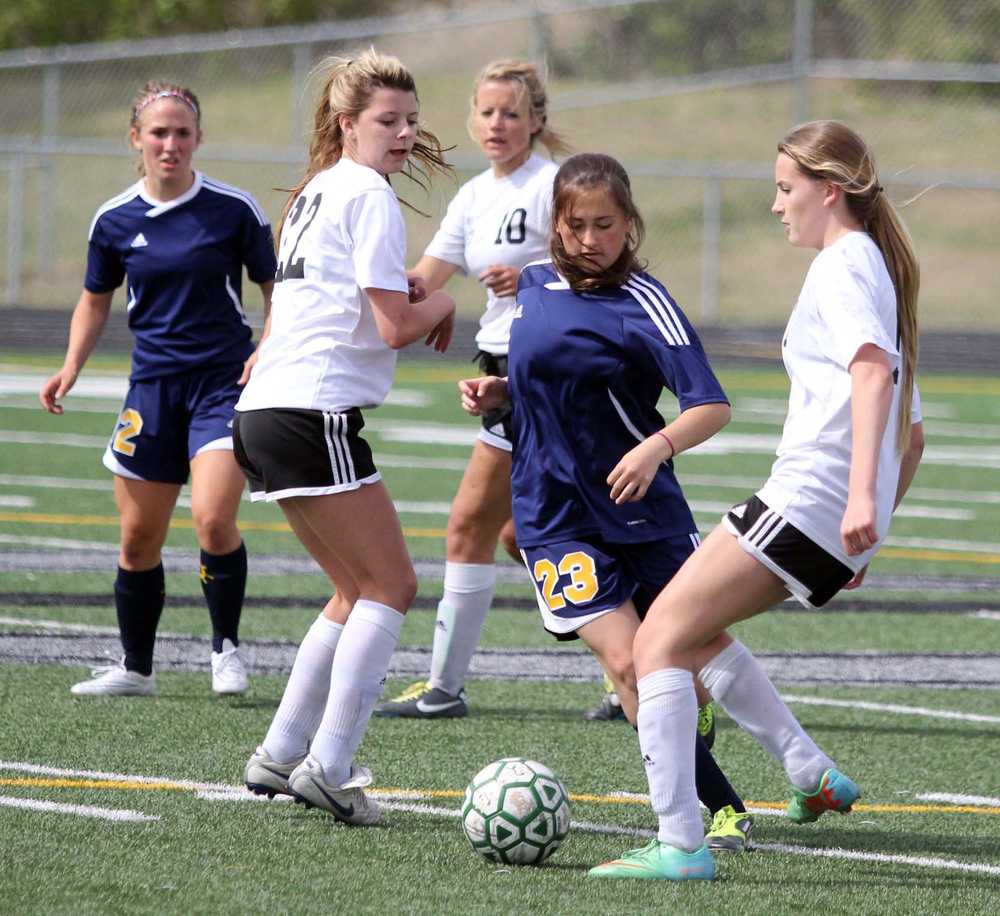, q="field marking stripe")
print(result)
[0,511,447,540]
[7,510,1000,558]
[5,768,997,818]
[919,793,1000,807]
[0,777,184,791]
[753,841,1000,877]
[0,760,230,792]
[0,794,158,822]
[782,694,1000,724]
